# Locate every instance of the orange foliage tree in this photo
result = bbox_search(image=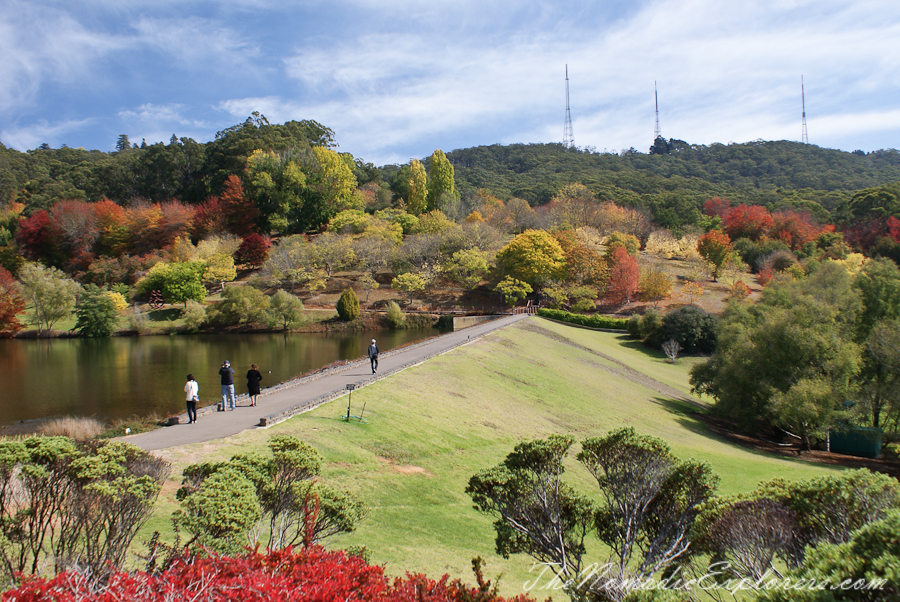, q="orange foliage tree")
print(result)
[696,229,733,281]
[607,246,639,305]
[770,210,833,250]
